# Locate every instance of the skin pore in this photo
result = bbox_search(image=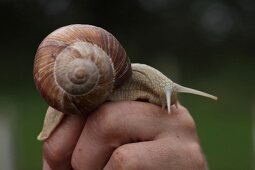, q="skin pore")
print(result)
[42,101,208,170]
